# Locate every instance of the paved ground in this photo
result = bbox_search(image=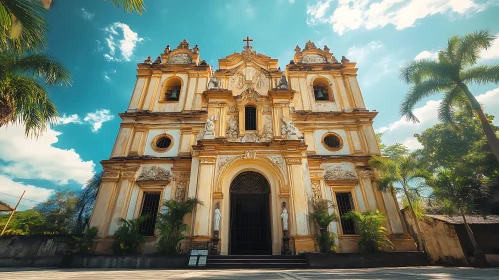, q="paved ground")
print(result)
[0,267,499,279]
